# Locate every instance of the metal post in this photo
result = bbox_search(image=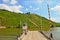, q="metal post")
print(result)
[47,4,53,40]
